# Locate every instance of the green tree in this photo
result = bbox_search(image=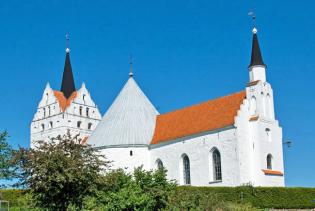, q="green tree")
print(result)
[84,167,177,211]
[14,131,109,211]
[0,131,16,186]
